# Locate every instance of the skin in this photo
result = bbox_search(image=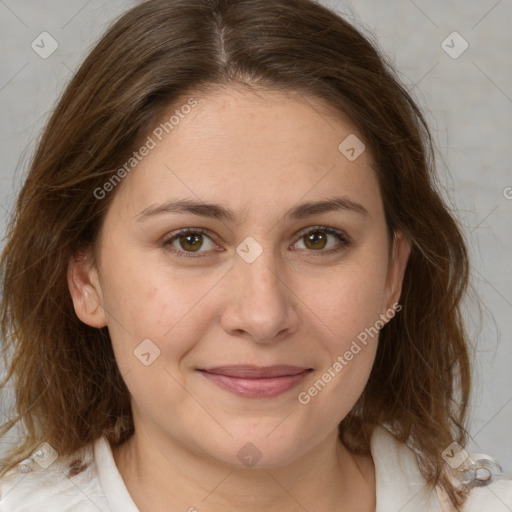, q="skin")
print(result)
[68,85,410,512]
